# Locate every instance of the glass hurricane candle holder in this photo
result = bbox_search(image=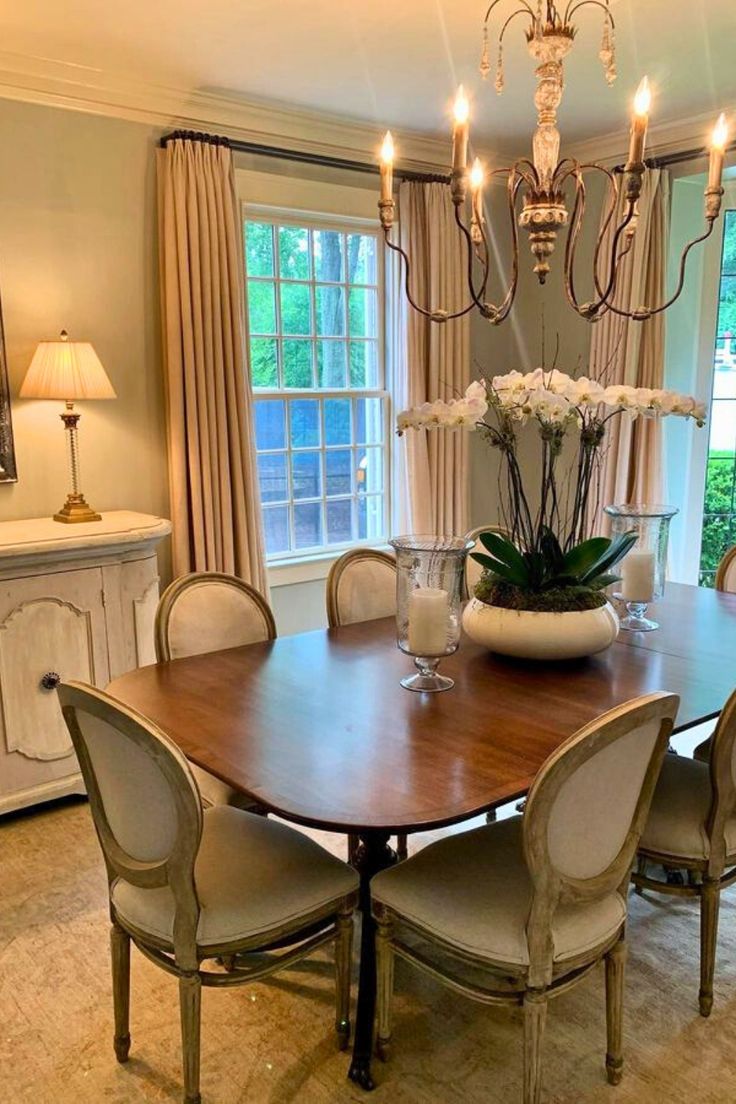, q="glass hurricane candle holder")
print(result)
[604,504,679,631]
[390,535,473,692]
